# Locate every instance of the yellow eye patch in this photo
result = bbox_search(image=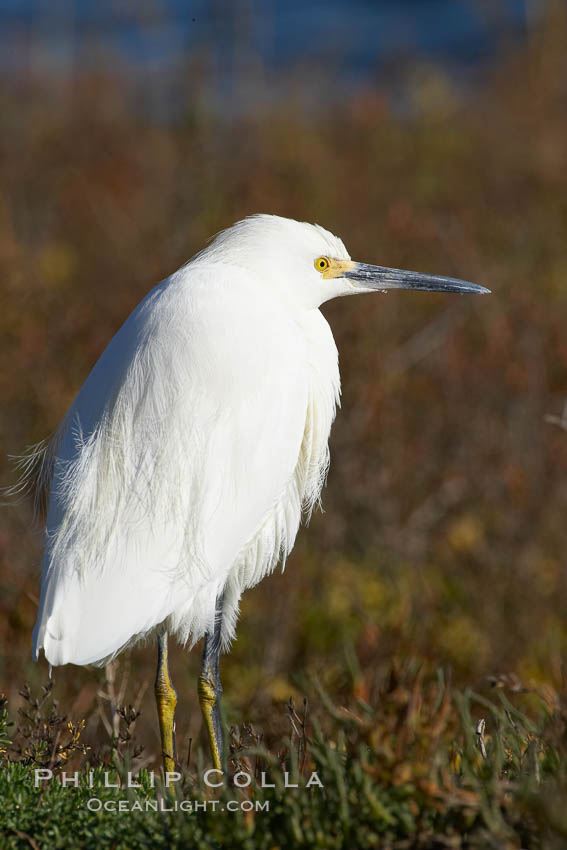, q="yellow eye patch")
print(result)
[314,256,356,279]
